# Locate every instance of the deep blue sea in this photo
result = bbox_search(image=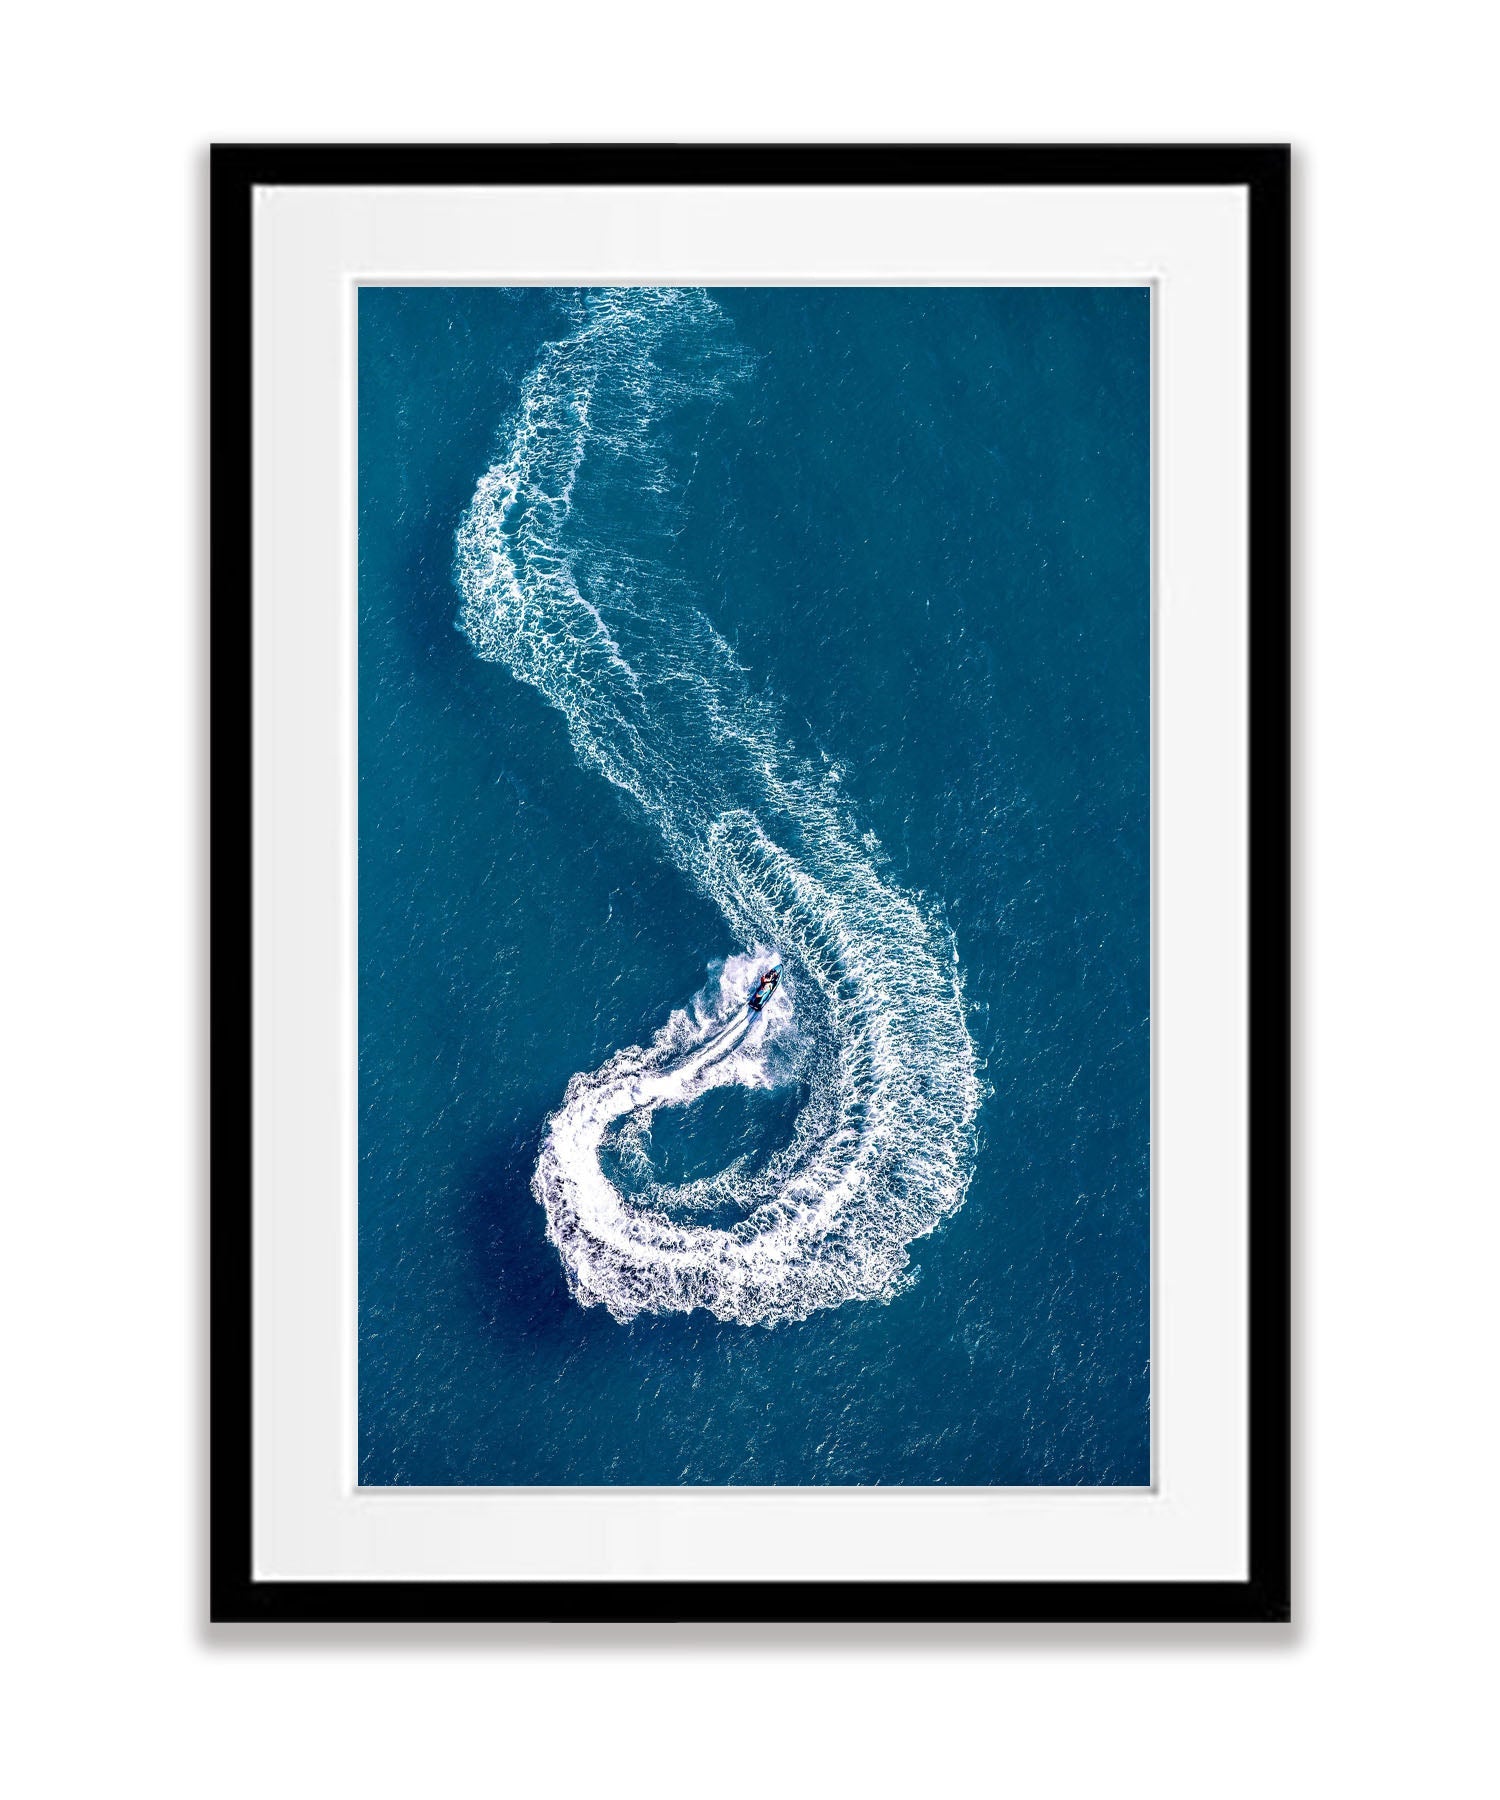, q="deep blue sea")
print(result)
[358,286,1149,1485]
